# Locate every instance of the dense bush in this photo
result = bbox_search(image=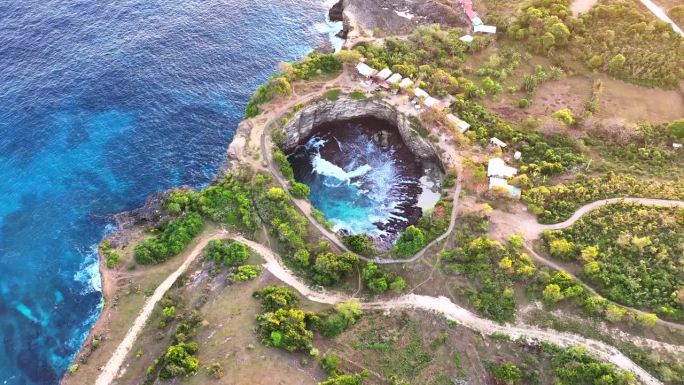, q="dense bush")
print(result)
[134,213,204,265]
[256,308,320,352]
[231,265,262,281]
[442,216,535,322]
[253,285,299,312]
[205,239,249,266]
[544,344,637,385]
[361,262,406,294]
[273,148,295,182]
[342,234,376,256]
[312,251,359,285]
[321,299,363,338]
[394,226,427,257]
[523,173,684,223]
[541,203,684,320]
[158,342,200,380]
[289,182,310,199]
